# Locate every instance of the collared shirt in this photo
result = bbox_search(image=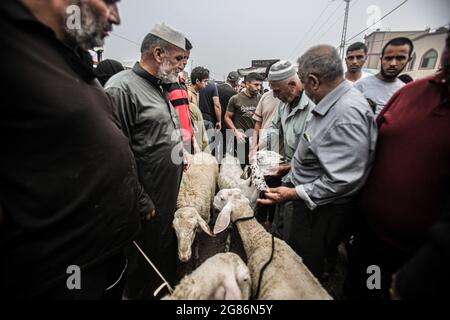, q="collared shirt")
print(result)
[268,91,314,162]
[290,81,378,210]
